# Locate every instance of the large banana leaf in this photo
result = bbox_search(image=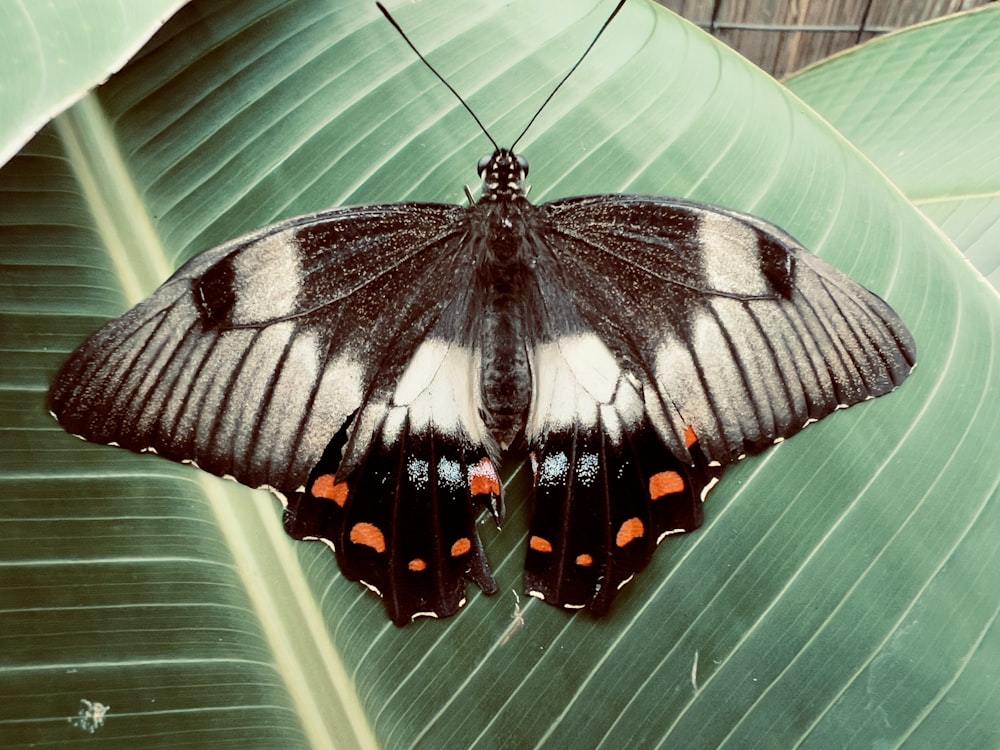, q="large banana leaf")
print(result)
[786,4,1000,289]
[0,0,188,167]
[1,1,997,747]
